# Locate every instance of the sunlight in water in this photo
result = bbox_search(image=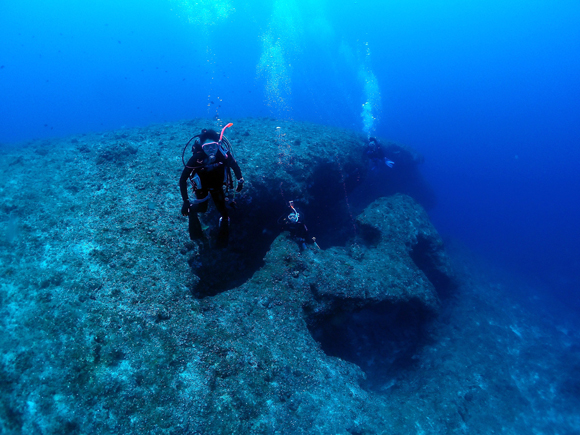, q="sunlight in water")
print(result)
[171,0,234,25]
[257,0,301,115]
[360,67,381,137]
[339,40,382,136]
[257,33,292,114]
[256,0,334,116]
